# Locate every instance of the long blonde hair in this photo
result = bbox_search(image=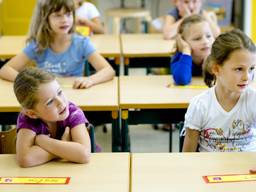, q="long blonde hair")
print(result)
[27,0,76,53]
[203,29,256,87]
[14,68,55,109]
